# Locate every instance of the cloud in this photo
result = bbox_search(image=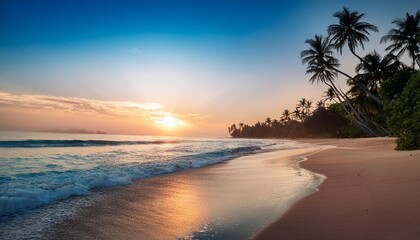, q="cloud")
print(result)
[187,113,209,120]
[0,92,216,135]
[0,92,191,124]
